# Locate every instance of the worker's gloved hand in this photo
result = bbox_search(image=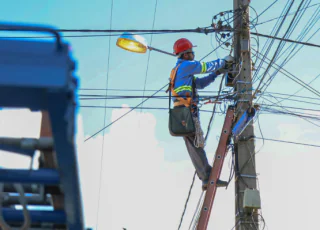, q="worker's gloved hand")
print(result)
[217,55,234,75]
[223,55,235,69]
